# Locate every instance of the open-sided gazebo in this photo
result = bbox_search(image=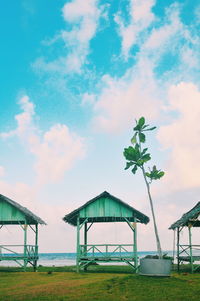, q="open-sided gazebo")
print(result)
[0,194,46,271]
[169,202,200,272]
[63,191,149,272]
